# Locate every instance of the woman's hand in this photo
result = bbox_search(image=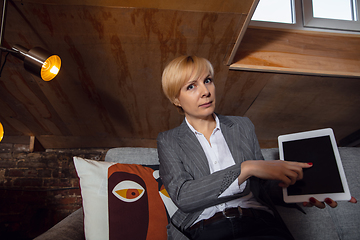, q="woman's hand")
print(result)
[239,160,313,188]
[302,196,357,209]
